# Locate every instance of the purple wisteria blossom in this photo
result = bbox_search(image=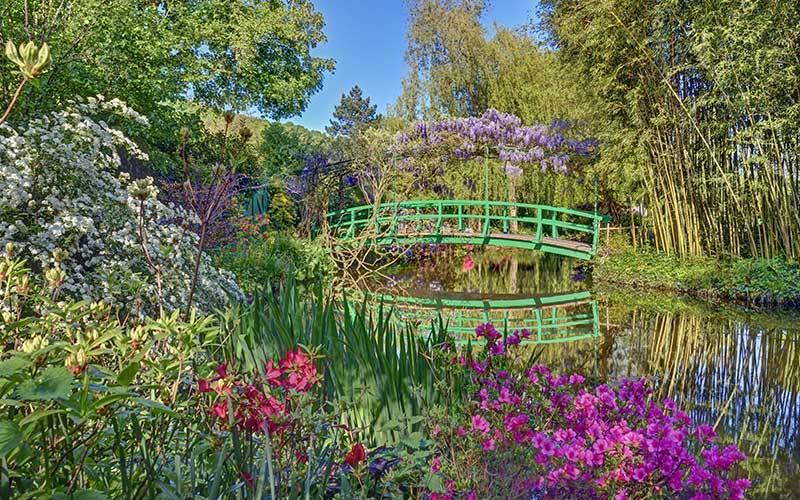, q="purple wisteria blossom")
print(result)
[394,108,596,176]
